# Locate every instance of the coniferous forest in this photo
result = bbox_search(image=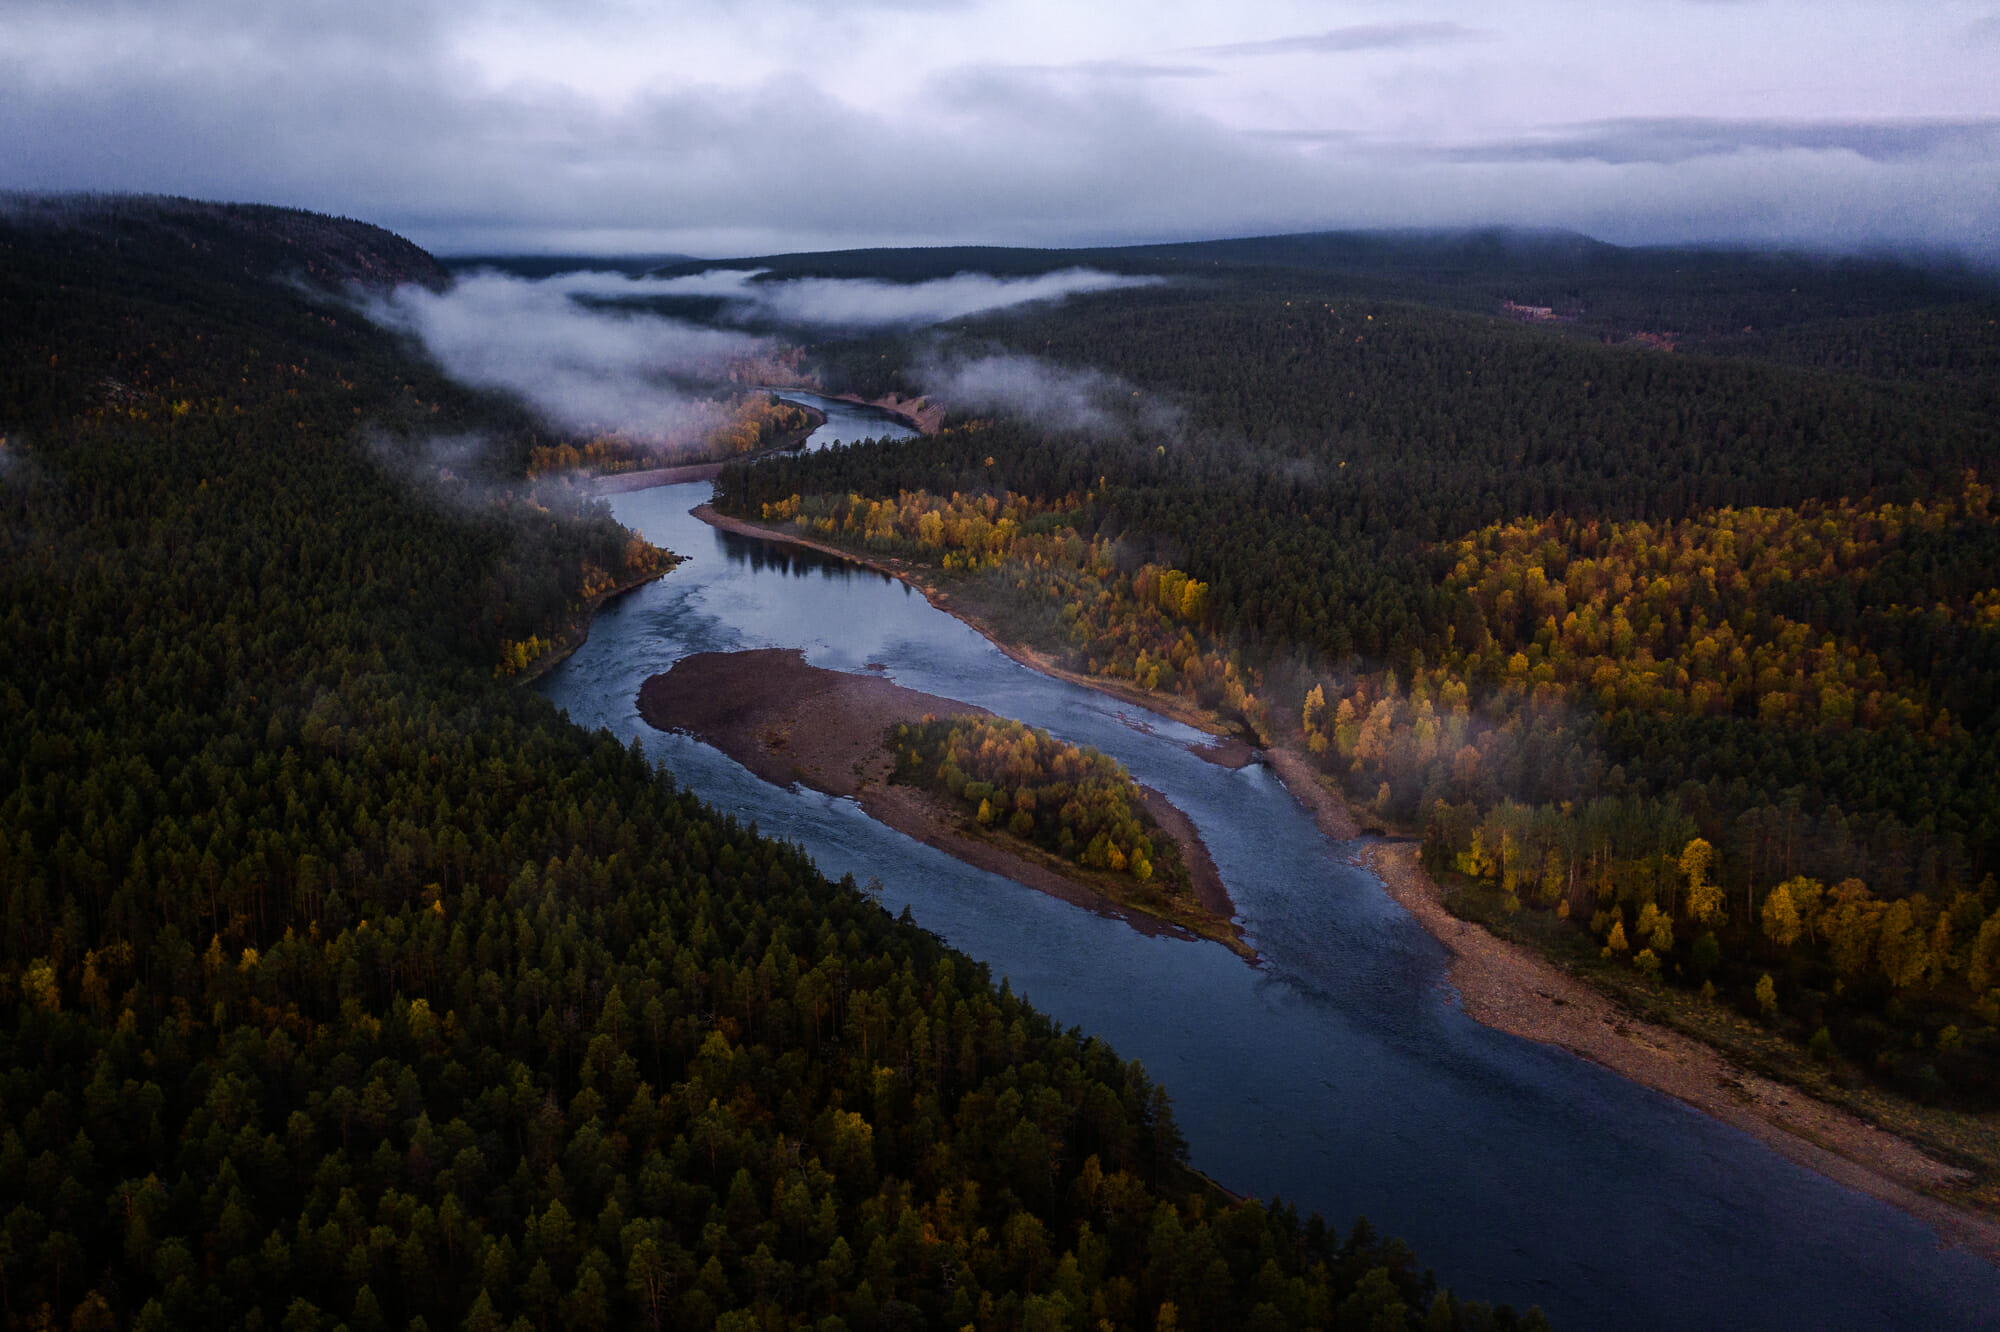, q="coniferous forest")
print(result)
[0,201,1566,1331]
